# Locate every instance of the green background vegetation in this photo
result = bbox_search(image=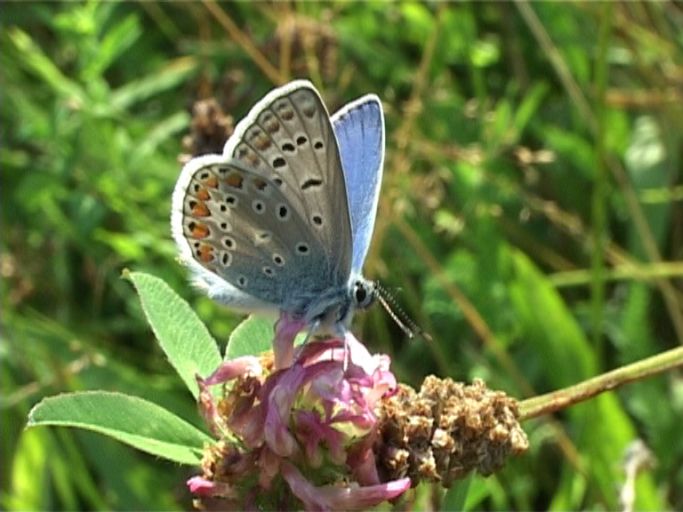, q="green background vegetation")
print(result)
[2,2,682,510]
